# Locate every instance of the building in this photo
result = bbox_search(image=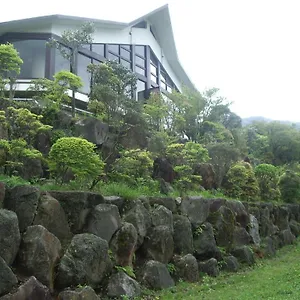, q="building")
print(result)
[0,5,194,107]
